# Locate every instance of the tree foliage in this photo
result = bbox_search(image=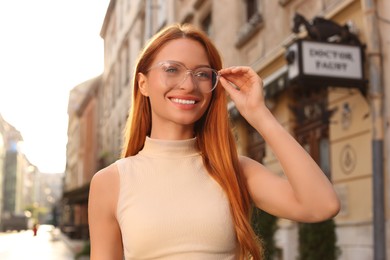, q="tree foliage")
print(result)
[251,207,279,260]
[298,219,340,260]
